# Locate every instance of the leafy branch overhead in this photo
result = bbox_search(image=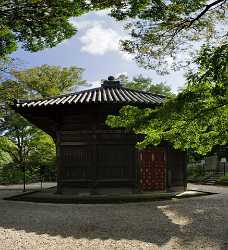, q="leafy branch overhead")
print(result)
[0,0,89,56]
[1,1,227,72]
[106,44,228,155]
[107,0,228,71]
